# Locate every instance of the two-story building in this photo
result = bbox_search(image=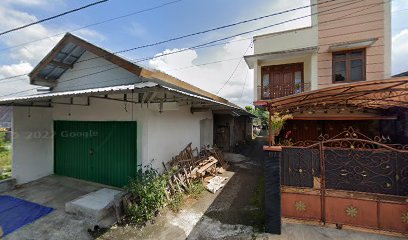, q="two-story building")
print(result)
[245,0,408,144]
[248,0,408,235]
